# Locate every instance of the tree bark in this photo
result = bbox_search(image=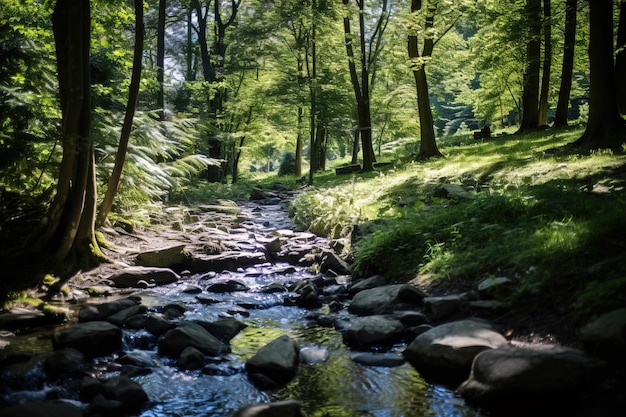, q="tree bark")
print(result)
[191,0,216,84]
[616,0,626,115]
[554,0,577,127]
[295,106,303,177]
[35,0,102,276]
[186,6,195,81]
[408,0,442,160]
[538,0,551,126]
[96,0,144,227]
[156,0,166,120]
[575,0,626,148]
[342,0,376,172]
[519,0,542,131]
